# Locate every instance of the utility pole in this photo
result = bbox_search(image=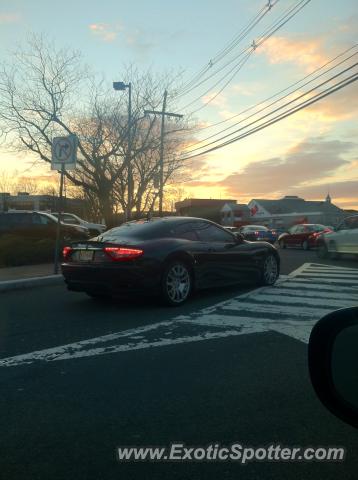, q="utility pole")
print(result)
[145,90,183,216]
[113,81,132,221]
